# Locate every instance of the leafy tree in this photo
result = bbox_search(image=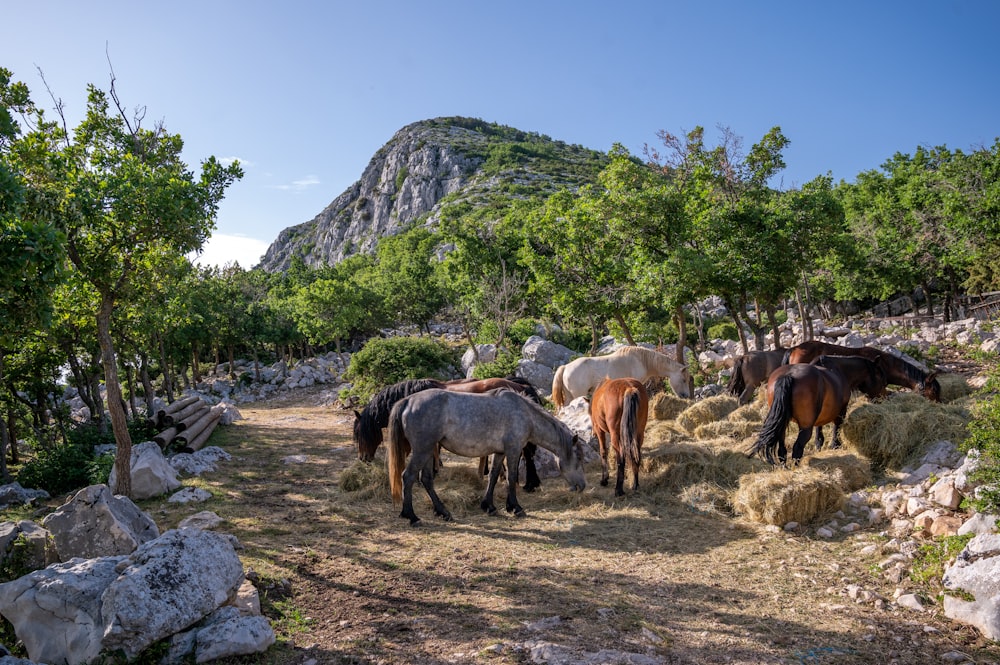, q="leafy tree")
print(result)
[367,227,447,332]
[13,76,241,497]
